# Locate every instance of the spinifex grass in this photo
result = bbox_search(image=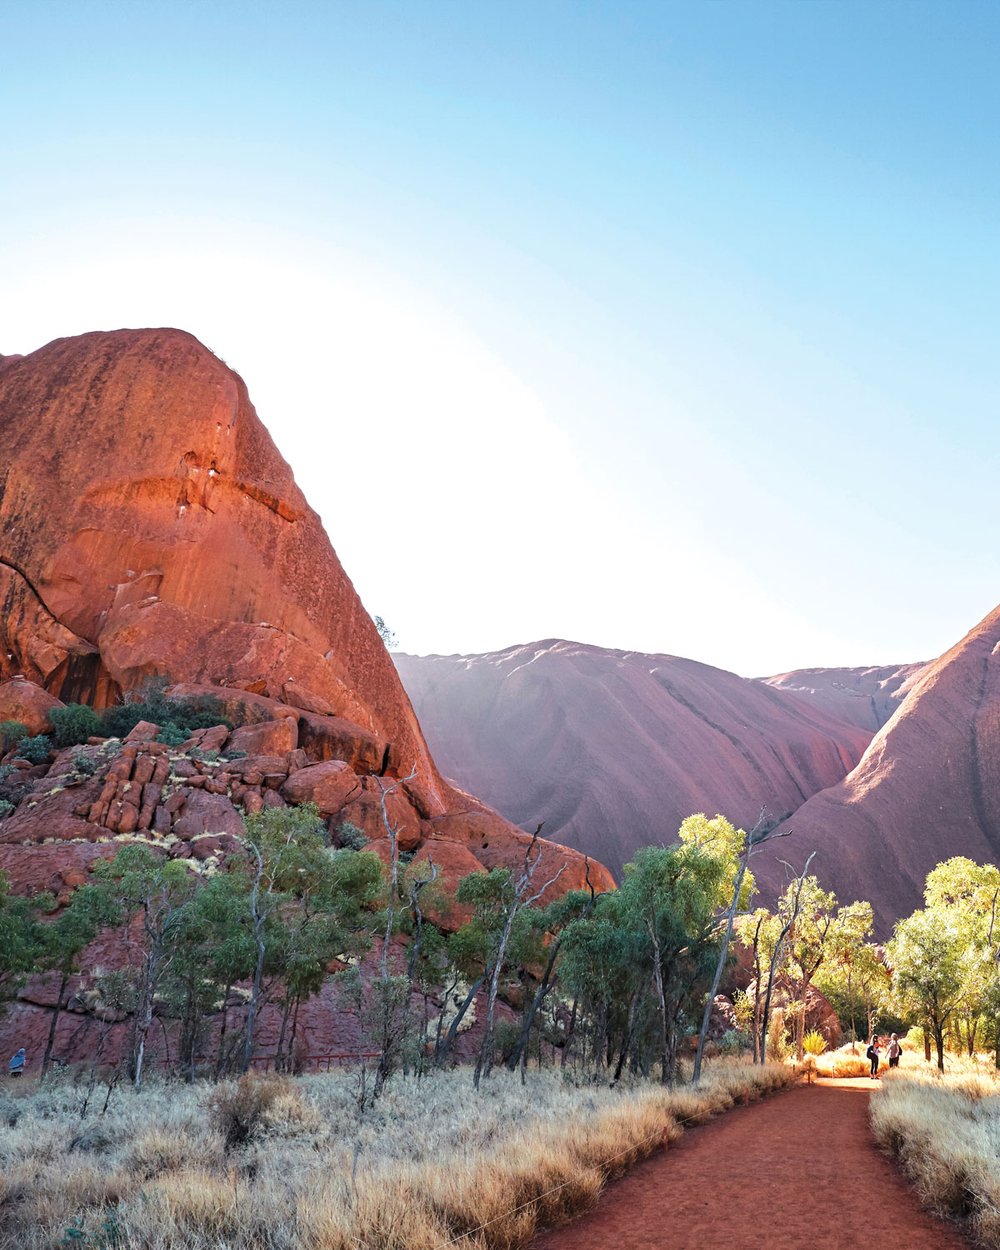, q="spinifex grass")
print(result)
[0,1060,795,1250]
[870,1068,1000,1246]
